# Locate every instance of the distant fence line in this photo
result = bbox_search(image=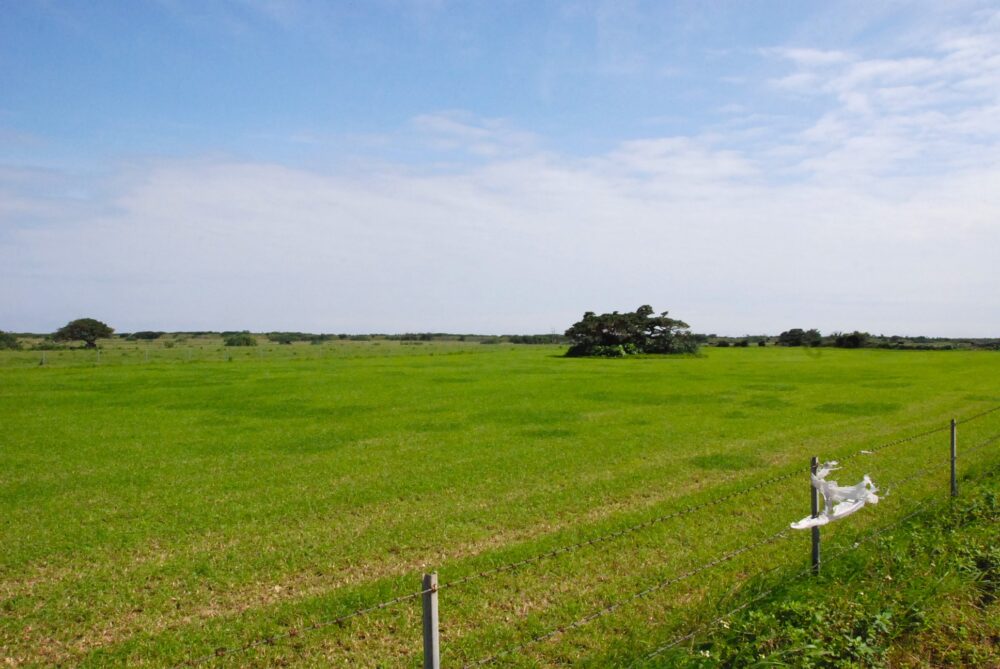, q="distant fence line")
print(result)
[179,406,1000,668]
